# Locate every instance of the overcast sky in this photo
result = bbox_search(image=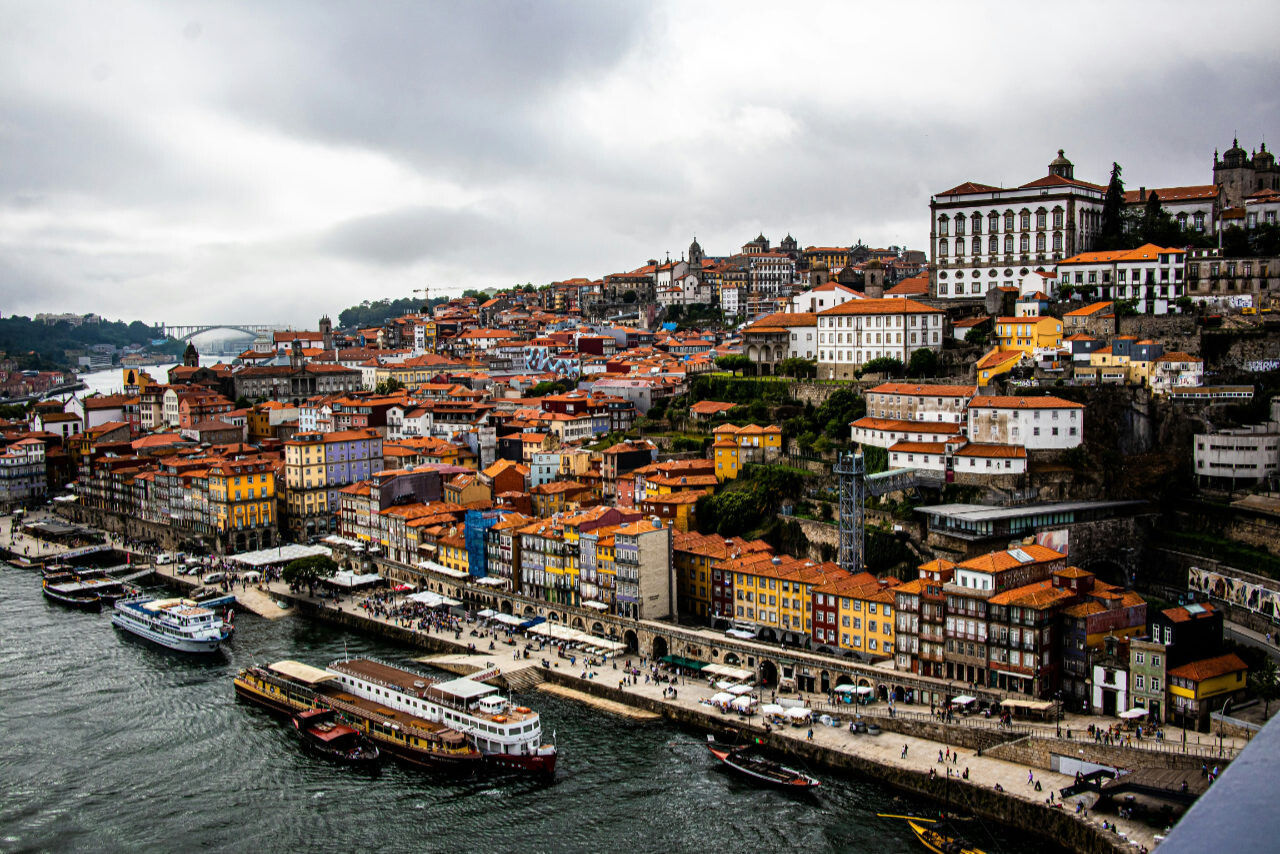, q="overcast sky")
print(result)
[2,0,1278,327]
